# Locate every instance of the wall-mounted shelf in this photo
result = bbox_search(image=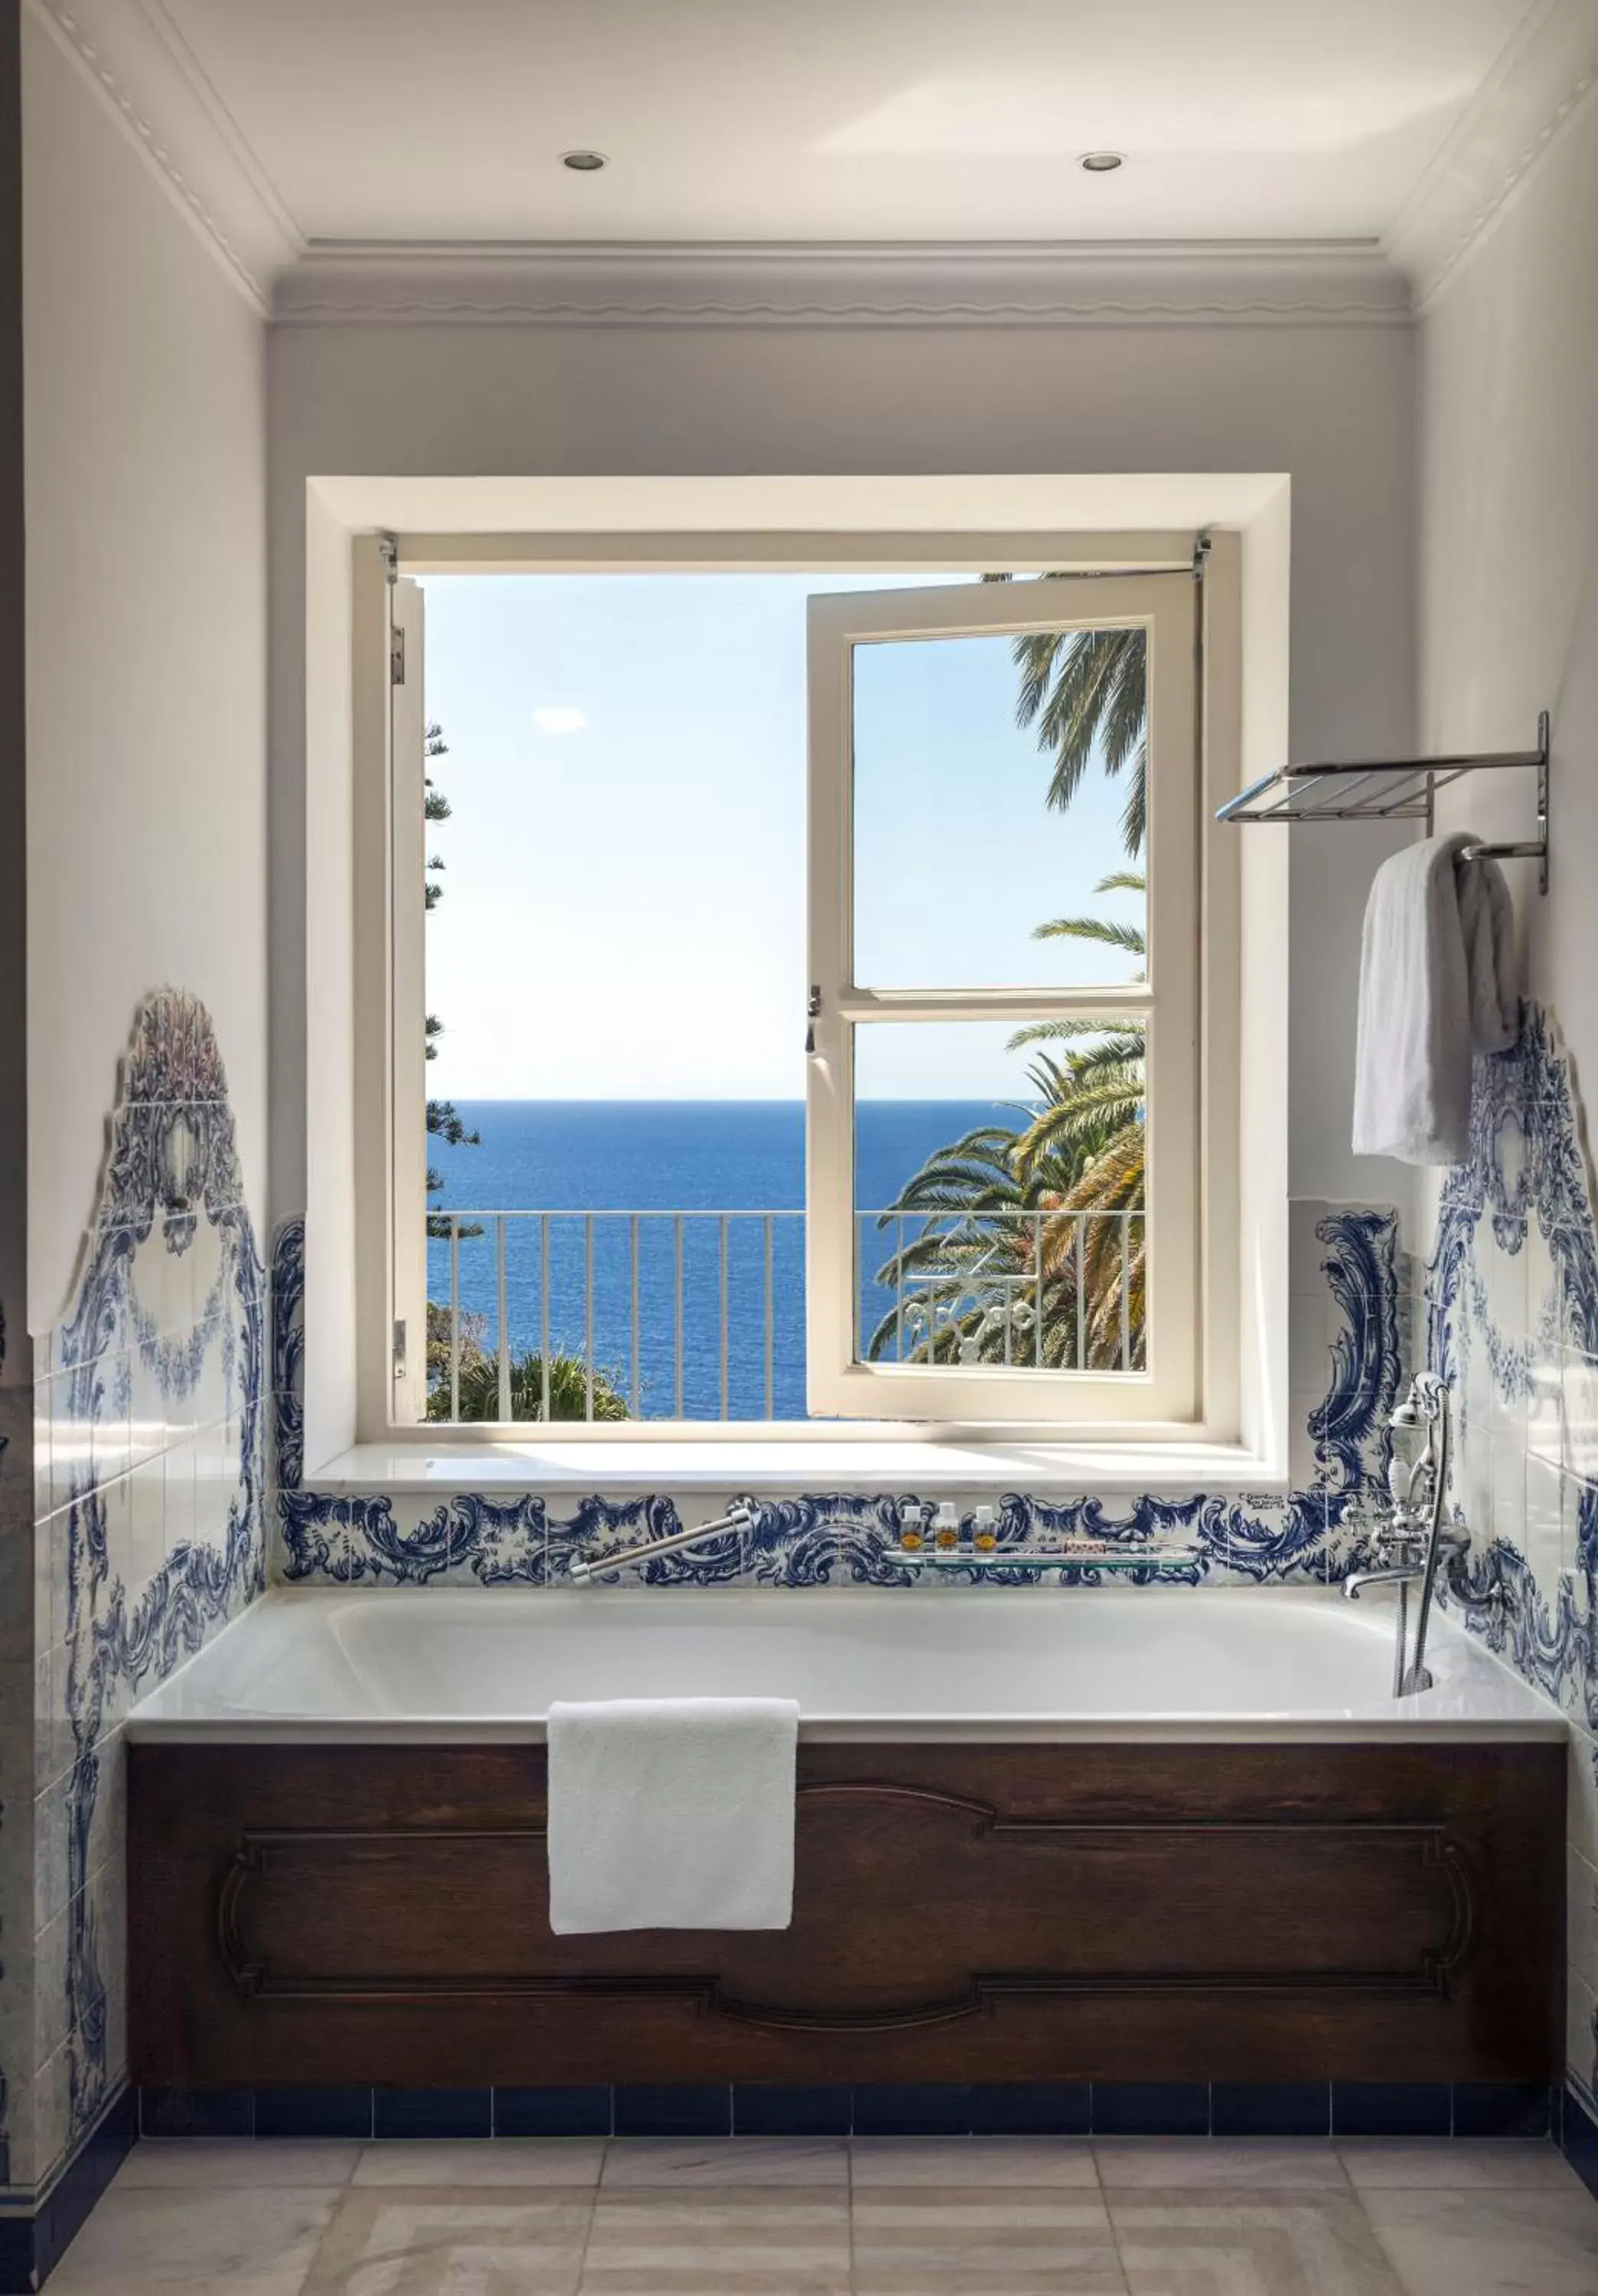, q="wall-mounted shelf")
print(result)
[1217,710,1550,894]
[884,1545,1193,1575]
